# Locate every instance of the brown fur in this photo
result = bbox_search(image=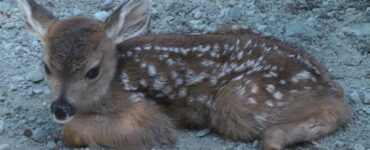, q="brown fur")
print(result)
[17,0,176,149]
[117,26,351,149]
[17,0,351,149]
